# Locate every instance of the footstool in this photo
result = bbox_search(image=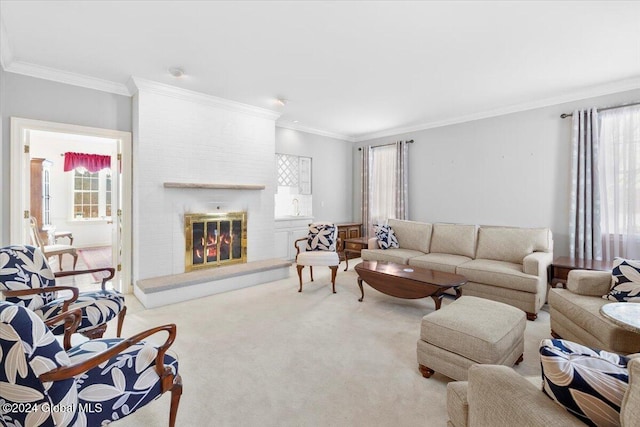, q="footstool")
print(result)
[417,296,526,381]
